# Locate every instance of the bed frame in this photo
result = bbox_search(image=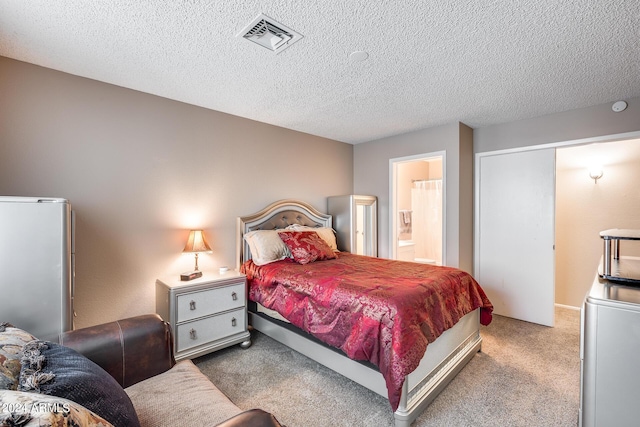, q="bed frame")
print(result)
[237,199,482,427]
